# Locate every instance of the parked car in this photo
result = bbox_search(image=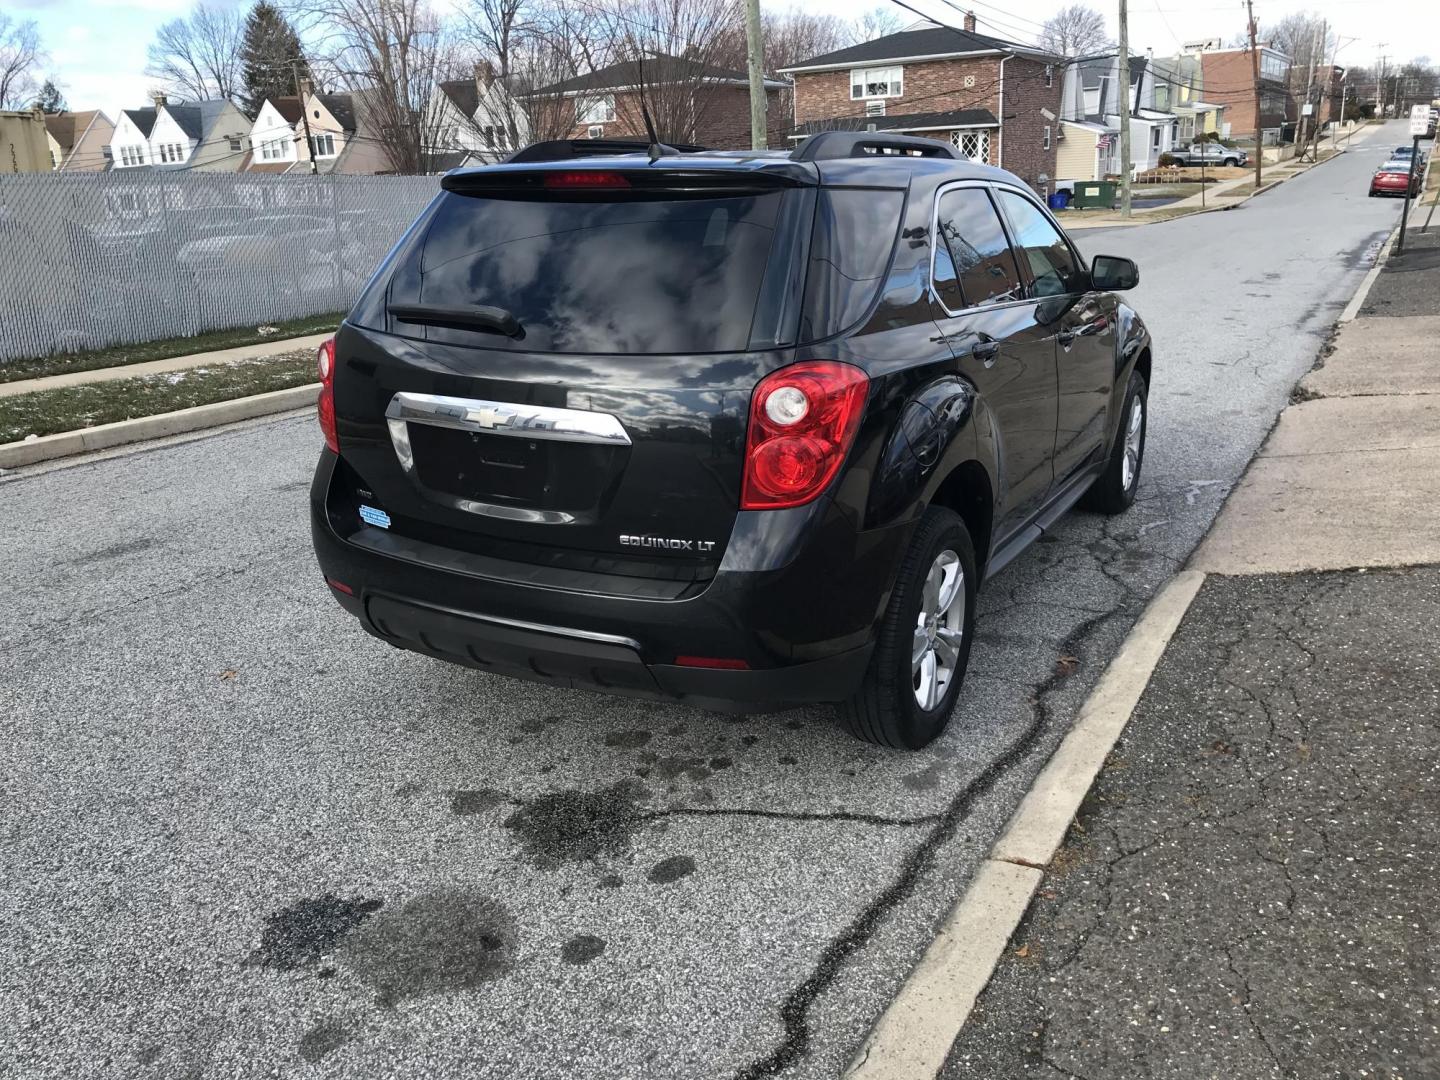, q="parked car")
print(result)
[1370,162,1423,197]
[309,133,1153,749]
[1390,145,1427,163]
[1170,142,1247,167]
